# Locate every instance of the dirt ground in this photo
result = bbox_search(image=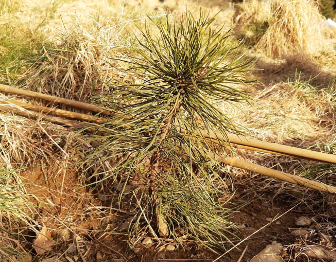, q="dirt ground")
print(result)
[14,163,336,262]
